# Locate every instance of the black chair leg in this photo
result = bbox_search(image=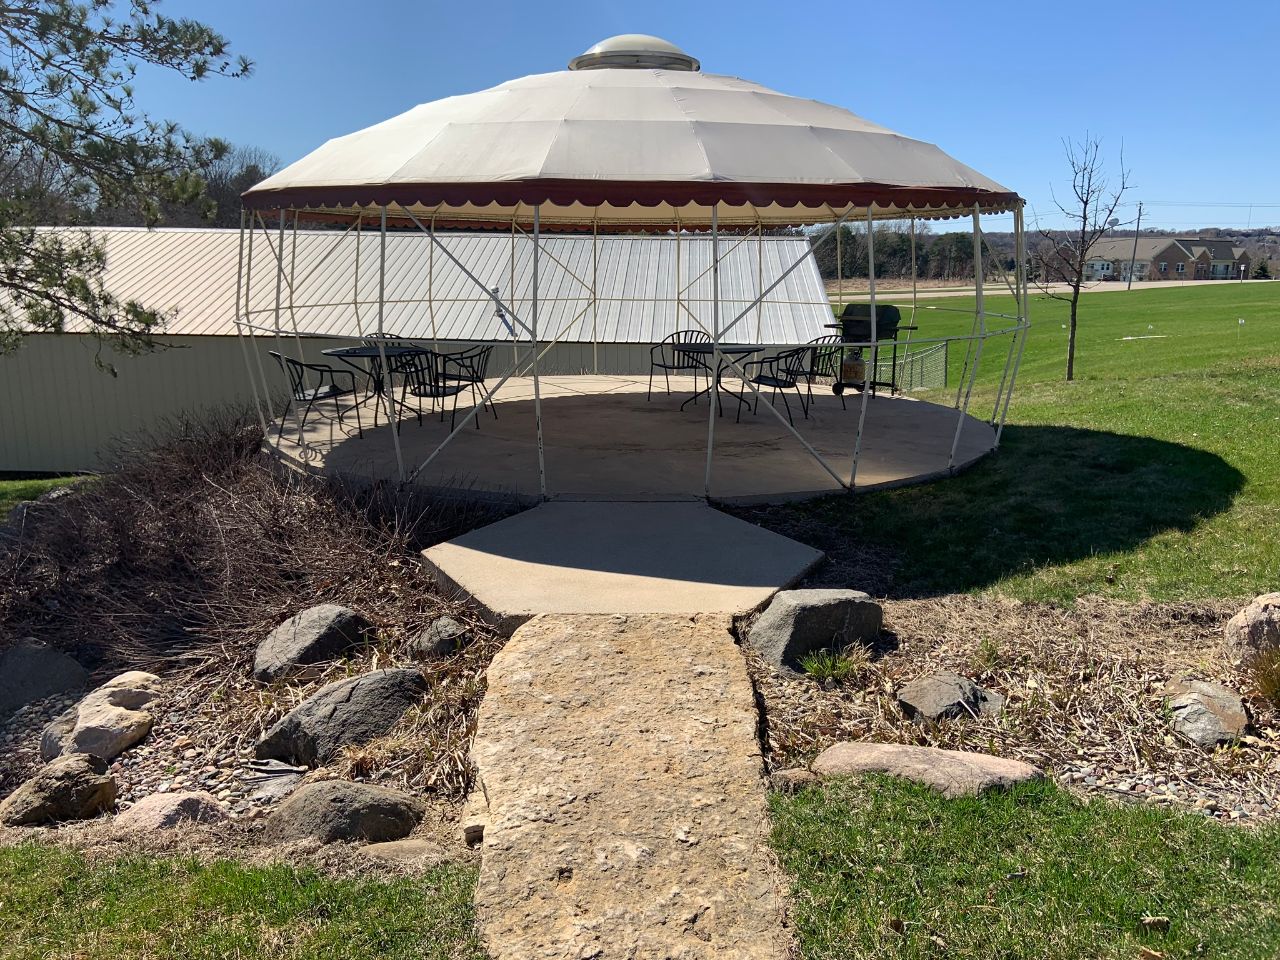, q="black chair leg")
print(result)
[647,367,654,401]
